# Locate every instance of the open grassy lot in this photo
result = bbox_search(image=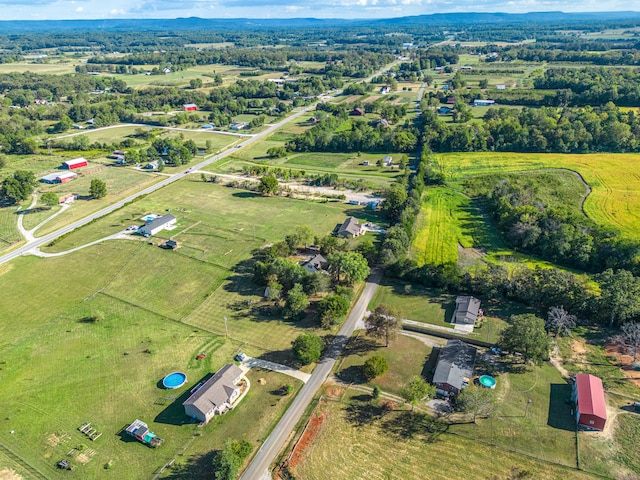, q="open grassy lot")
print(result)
[451,362,579,467]
[41,181,375,352]
[435,152,640,240]
[0,238,303,479]
[0,62,77,74]
[293,389,596,480]
[20,204,61,231]
[369,278,509,344]
[336,333,435,396]
[0,204,22,251]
